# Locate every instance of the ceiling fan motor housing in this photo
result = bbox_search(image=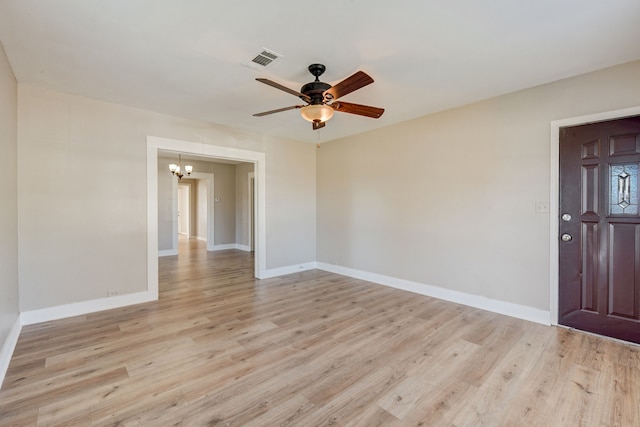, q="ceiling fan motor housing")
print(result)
[300,63,332,104]
[300,81,331,104]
